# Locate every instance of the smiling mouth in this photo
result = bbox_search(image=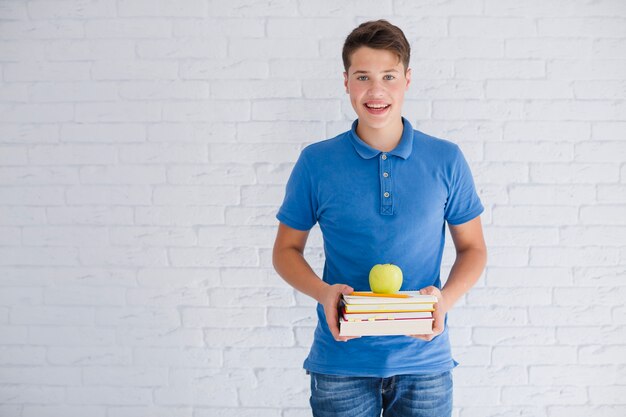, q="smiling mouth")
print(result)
[365,103,390,109]
[364,103,391,115]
